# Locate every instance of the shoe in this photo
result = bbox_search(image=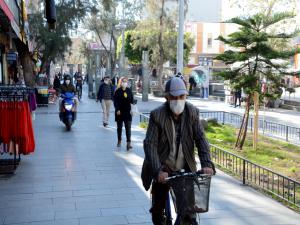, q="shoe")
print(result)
[117,140,121,147]
[126,142,133,151]
[59,112,63,121]
[103,123,108,127]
